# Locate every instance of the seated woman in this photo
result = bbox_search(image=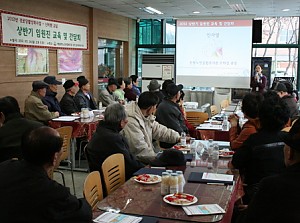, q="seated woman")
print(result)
[229,93,262,150]
[229,93,290,203]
